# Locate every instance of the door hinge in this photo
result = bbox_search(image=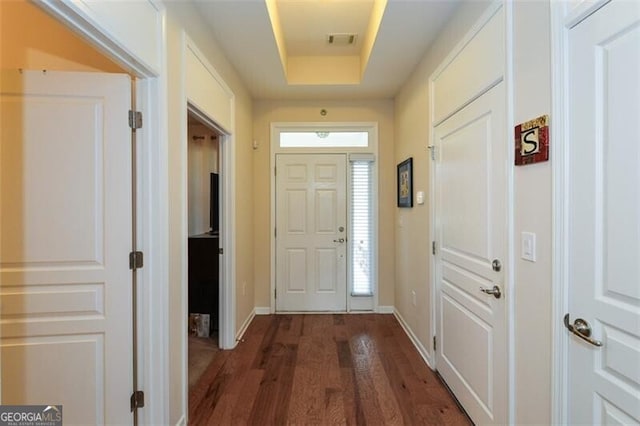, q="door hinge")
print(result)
[432,241,436,255]
[428,145,436,160]
[274,228,277,238]
[218,247,224,255]
[129,110,142,130]
[130,390,145,411]
[129,251,143,270]
[274,167,277,176]
[433,336,437,351]
[274,288,277,299]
